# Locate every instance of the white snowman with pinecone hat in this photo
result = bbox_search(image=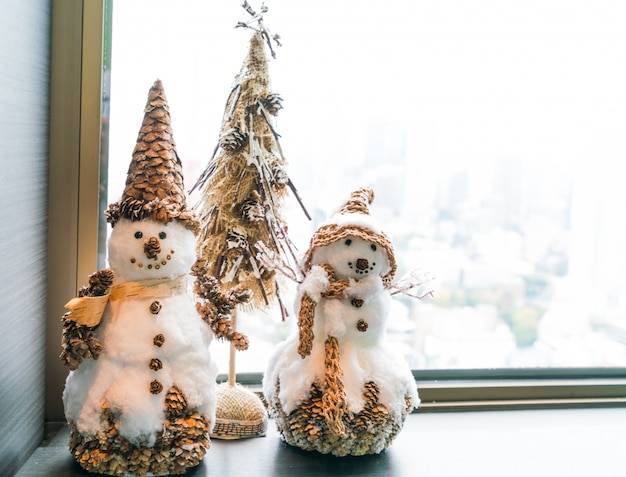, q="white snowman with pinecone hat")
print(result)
[60,79,249,476]
[264,187,425,457]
